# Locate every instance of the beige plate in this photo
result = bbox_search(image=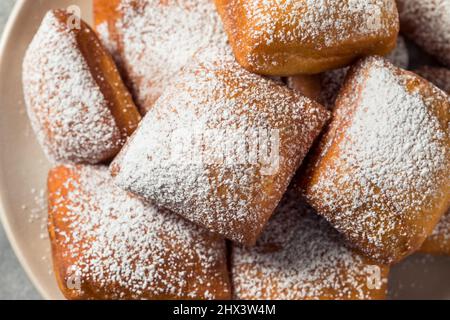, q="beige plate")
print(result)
[0,0,449,300]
